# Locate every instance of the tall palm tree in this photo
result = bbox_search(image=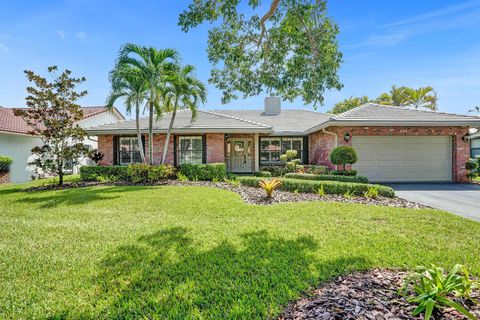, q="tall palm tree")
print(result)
[106,65,148,163]
[161,64,207,164]
[376,85,410,106]
[469,106,480,114]
[405,86,437,111]
[116,43,178,165]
